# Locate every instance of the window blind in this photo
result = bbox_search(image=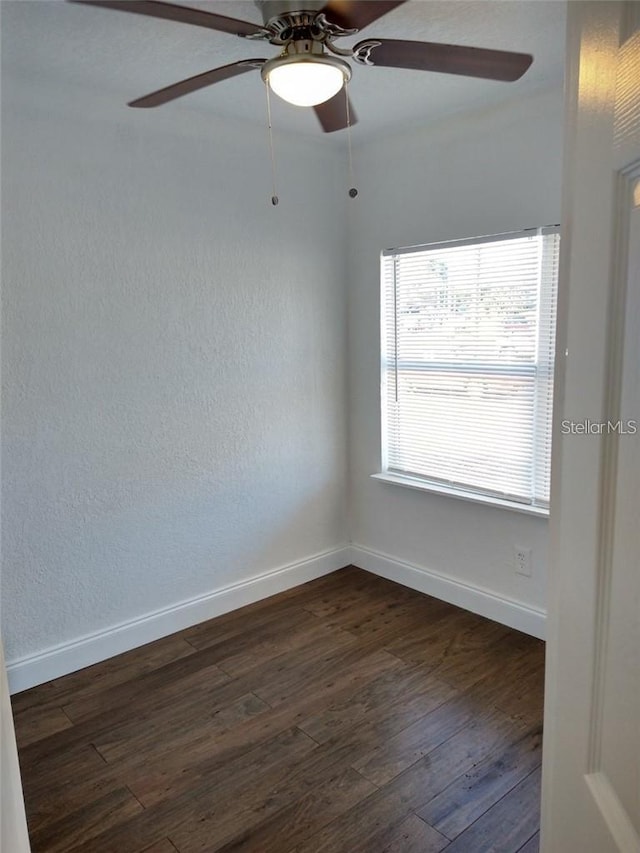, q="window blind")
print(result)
[381,227,560,508]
